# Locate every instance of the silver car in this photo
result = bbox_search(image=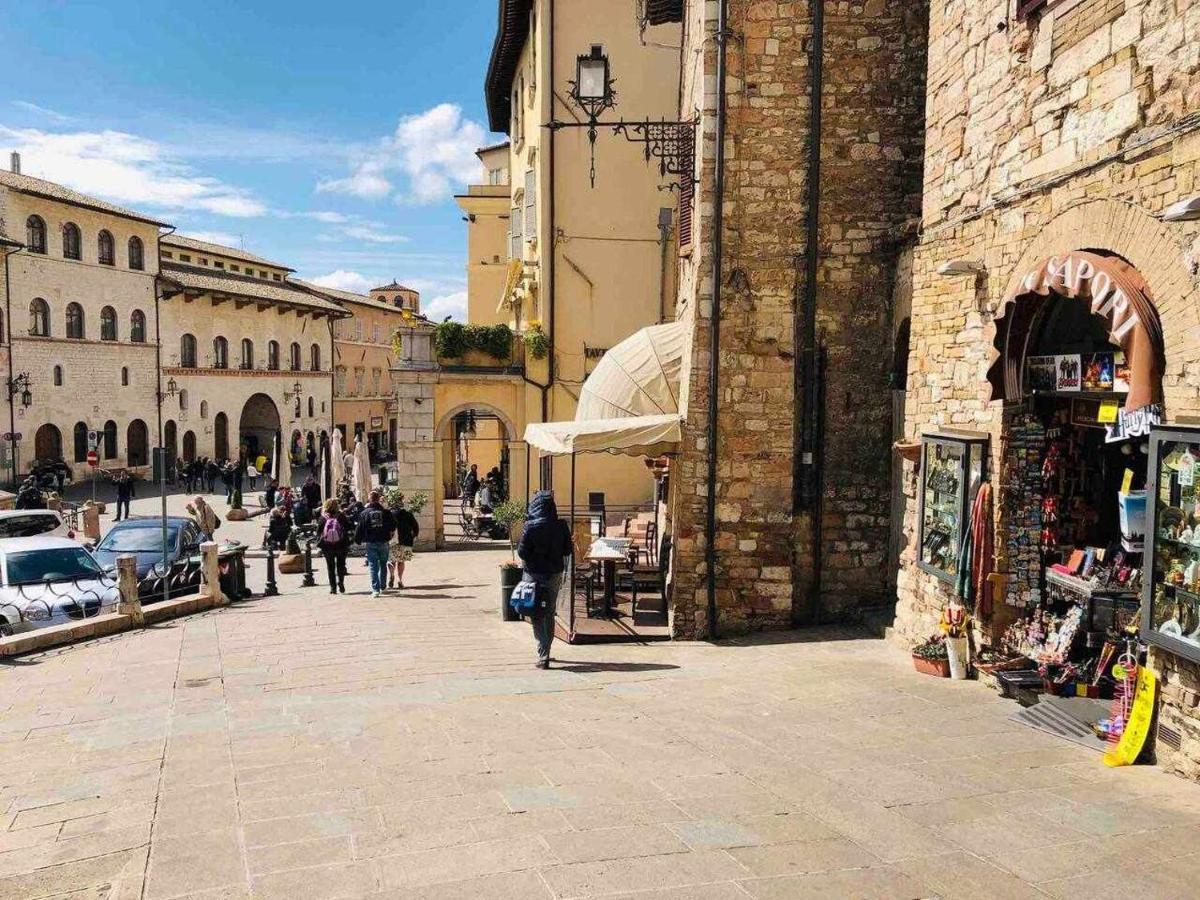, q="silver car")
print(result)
[0,536,119,636]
